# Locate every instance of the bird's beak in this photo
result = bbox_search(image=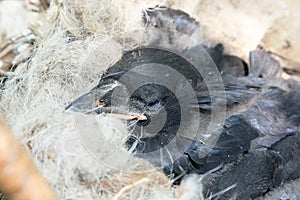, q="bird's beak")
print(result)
[65,81,147,121]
